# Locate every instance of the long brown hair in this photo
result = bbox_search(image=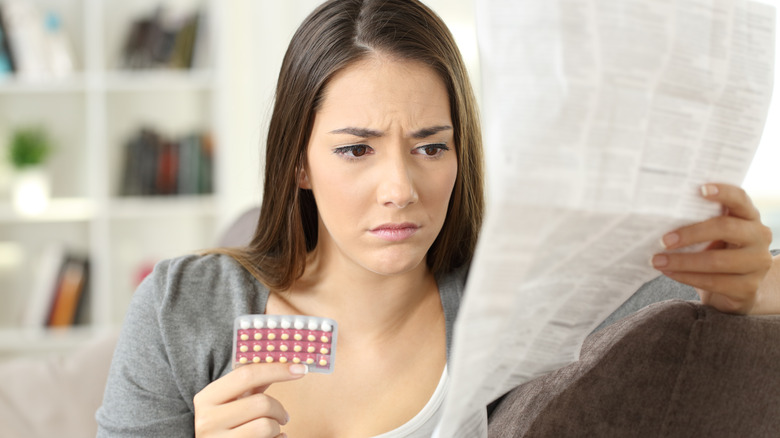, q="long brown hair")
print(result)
[221,0,484,290]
